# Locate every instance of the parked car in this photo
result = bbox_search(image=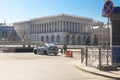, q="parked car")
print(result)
[33,43,58,55]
